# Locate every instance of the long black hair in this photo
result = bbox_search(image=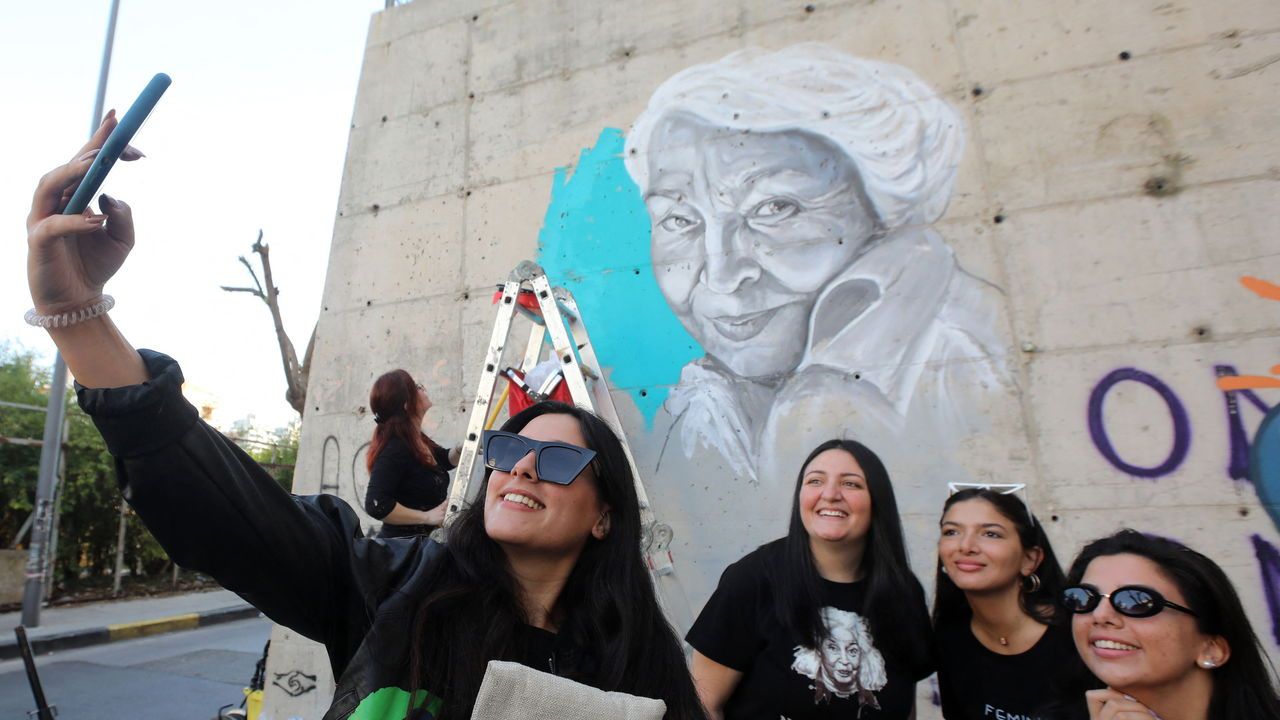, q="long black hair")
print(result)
[771,439,931,673]
[1064,530,1280,718]
[932,488,1066,627]
[406,401,704,719]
